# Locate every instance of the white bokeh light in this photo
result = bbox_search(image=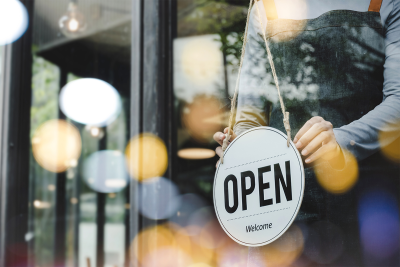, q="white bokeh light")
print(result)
[0,0,29,45]
[59,78,121,126]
